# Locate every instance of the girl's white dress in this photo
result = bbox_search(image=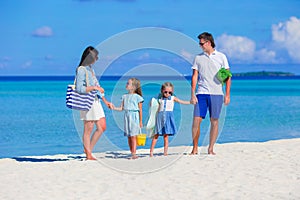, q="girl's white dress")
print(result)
[155,96,177,136]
